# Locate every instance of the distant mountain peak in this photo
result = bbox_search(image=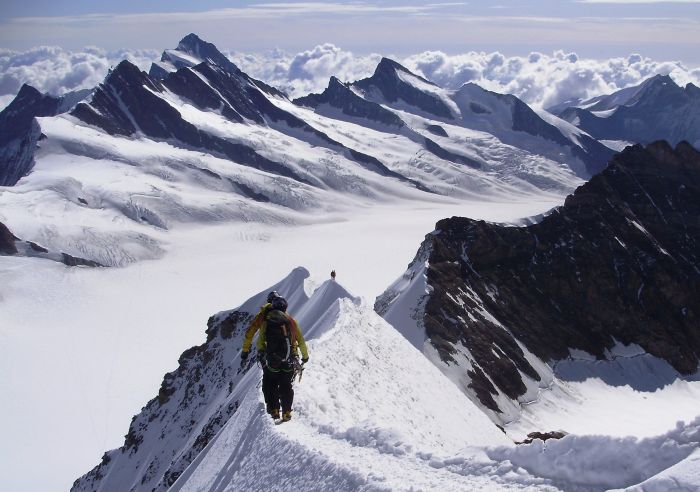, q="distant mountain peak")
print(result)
[150,33,239,79]
[15,83,43,99]
[354,57,453,119]
[373,57,436,86]
[177,33,206,50]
